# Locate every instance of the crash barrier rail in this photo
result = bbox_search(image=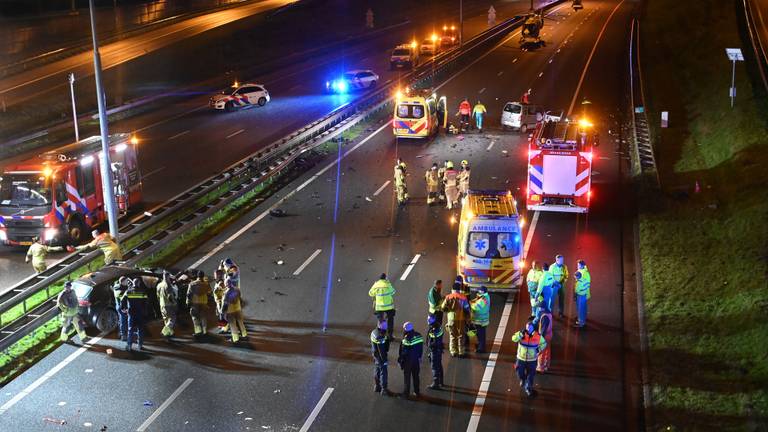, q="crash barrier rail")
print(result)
[0,0,565,354]
[628,18,659,184]
[742,0,768,93]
